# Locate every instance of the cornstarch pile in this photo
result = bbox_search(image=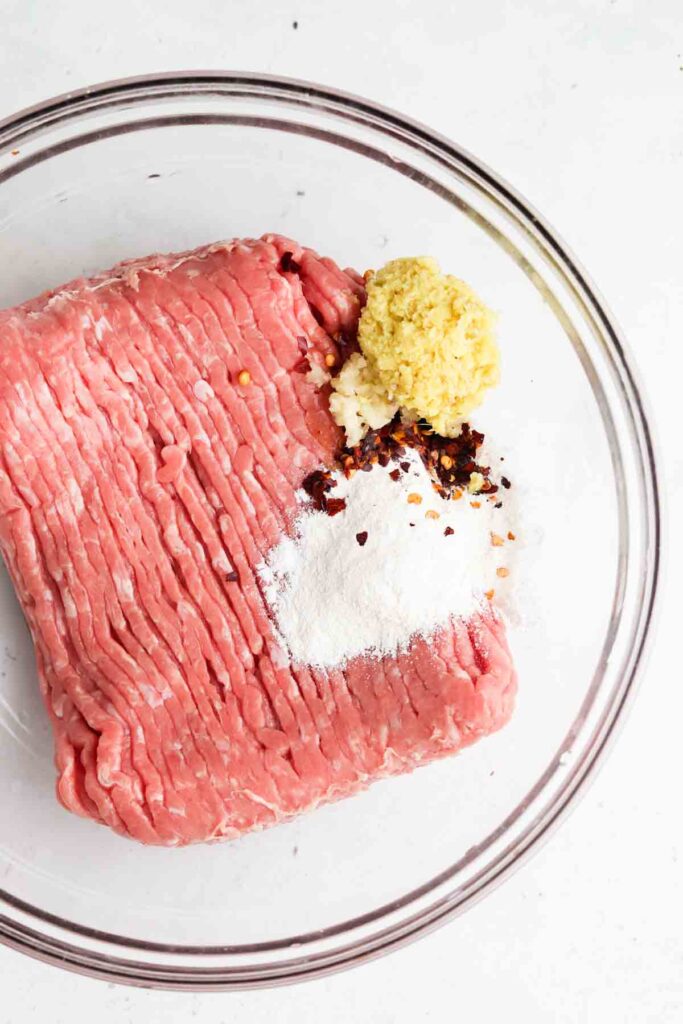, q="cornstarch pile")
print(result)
[259,450,515,669]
